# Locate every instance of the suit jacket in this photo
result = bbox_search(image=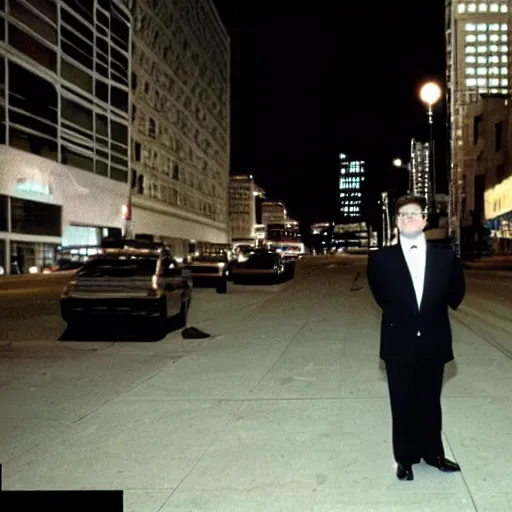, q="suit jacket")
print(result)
[366,243,465,364]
